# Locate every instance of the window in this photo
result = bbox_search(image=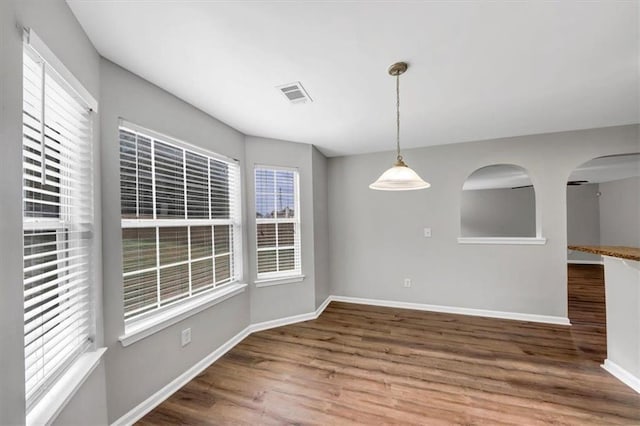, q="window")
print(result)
[22,44,95,409]
[119,123,242,323]
[255,167,301,279]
